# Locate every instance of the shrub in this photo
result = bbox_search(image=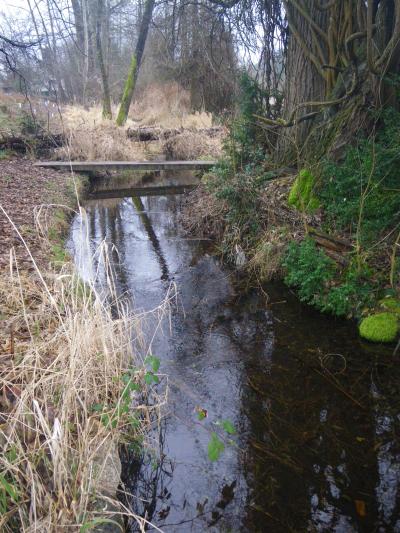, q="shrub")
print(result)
[288,169,319,212]
[359,312,399,343]
[283,238,335,306]
[283,238,376,317]
[318,108,400,245]
[320,275,375,317]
